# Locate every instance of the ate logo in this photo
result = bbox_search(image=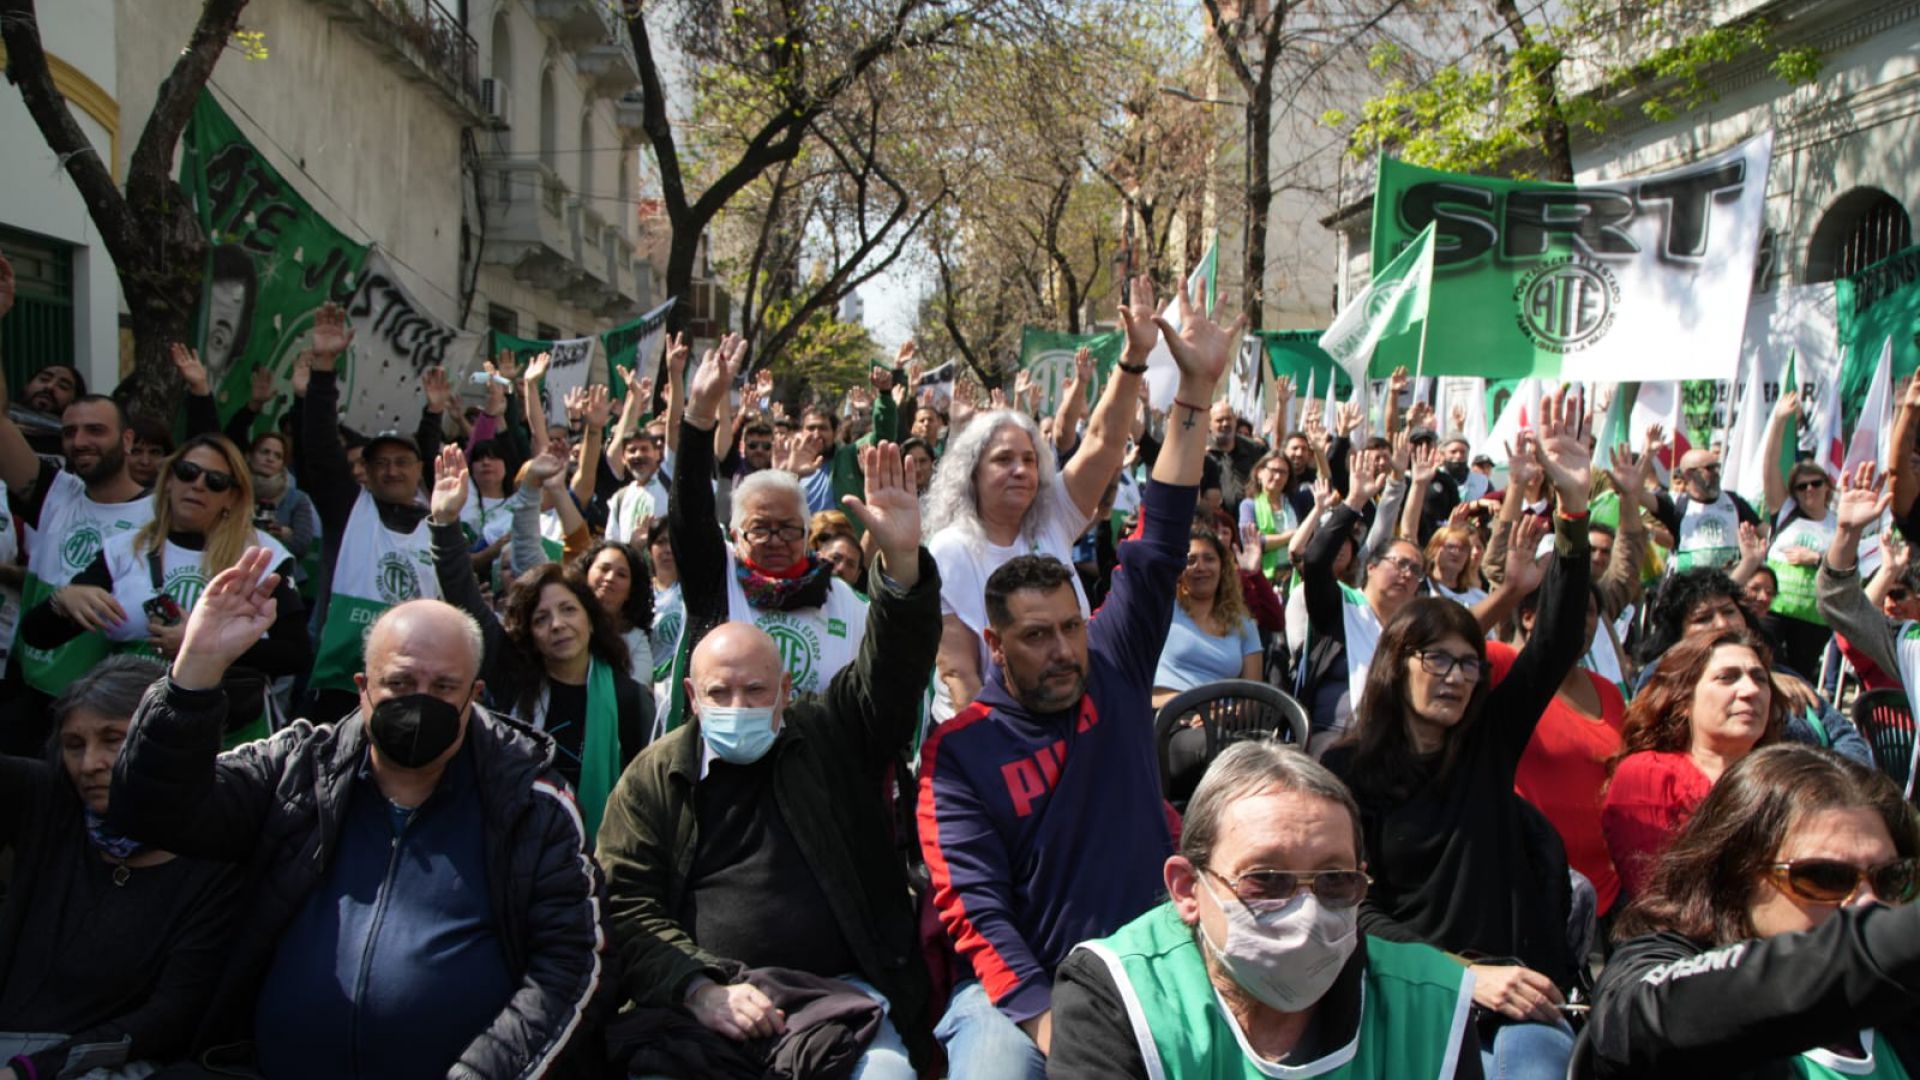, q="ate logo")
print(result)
[374,551,422,604]
[1514,257,1620,354]
[765,620,820,691]
[62,525,103,573]
[163,567,209,614]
